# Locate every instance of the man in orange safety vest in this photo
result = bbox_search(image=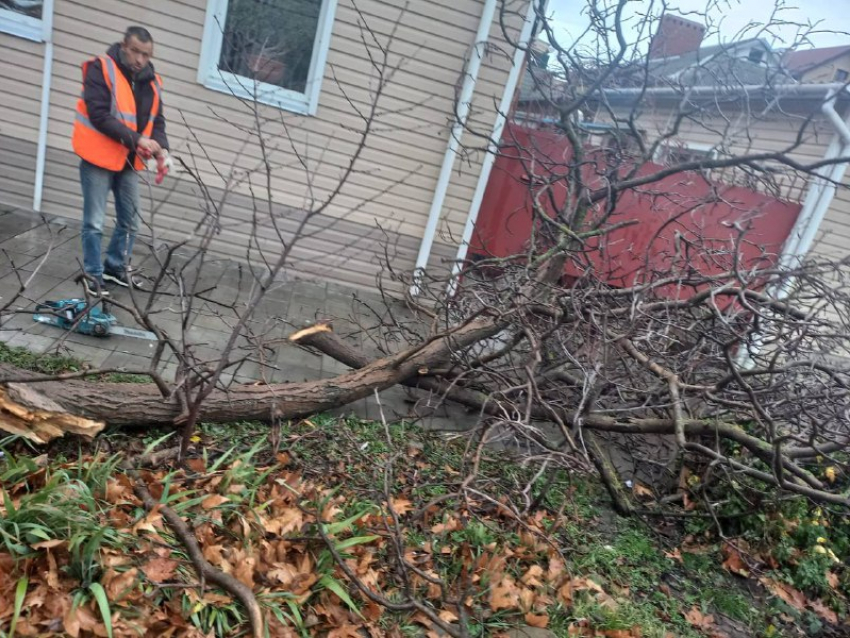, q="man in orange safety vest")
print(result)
[72,26,171,295]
